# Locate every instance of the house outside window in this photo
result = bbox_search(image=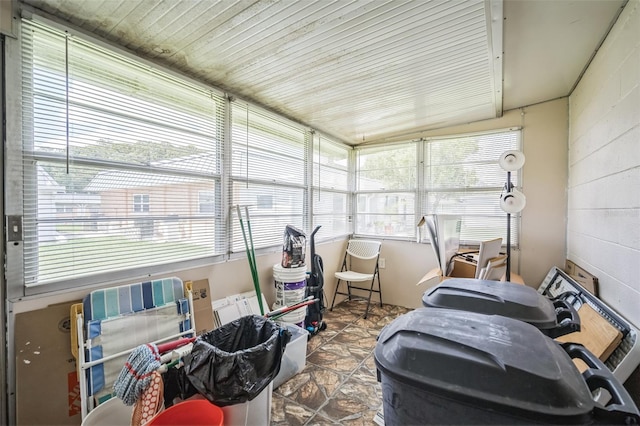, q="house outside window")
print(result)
[198,191,215,214]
